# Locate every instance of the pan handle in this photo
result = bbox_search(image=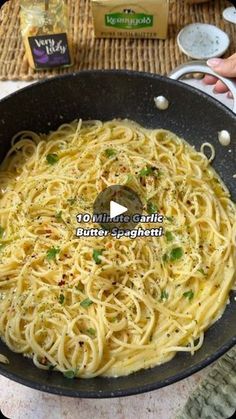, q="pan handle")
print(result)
[169,60,236,113]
